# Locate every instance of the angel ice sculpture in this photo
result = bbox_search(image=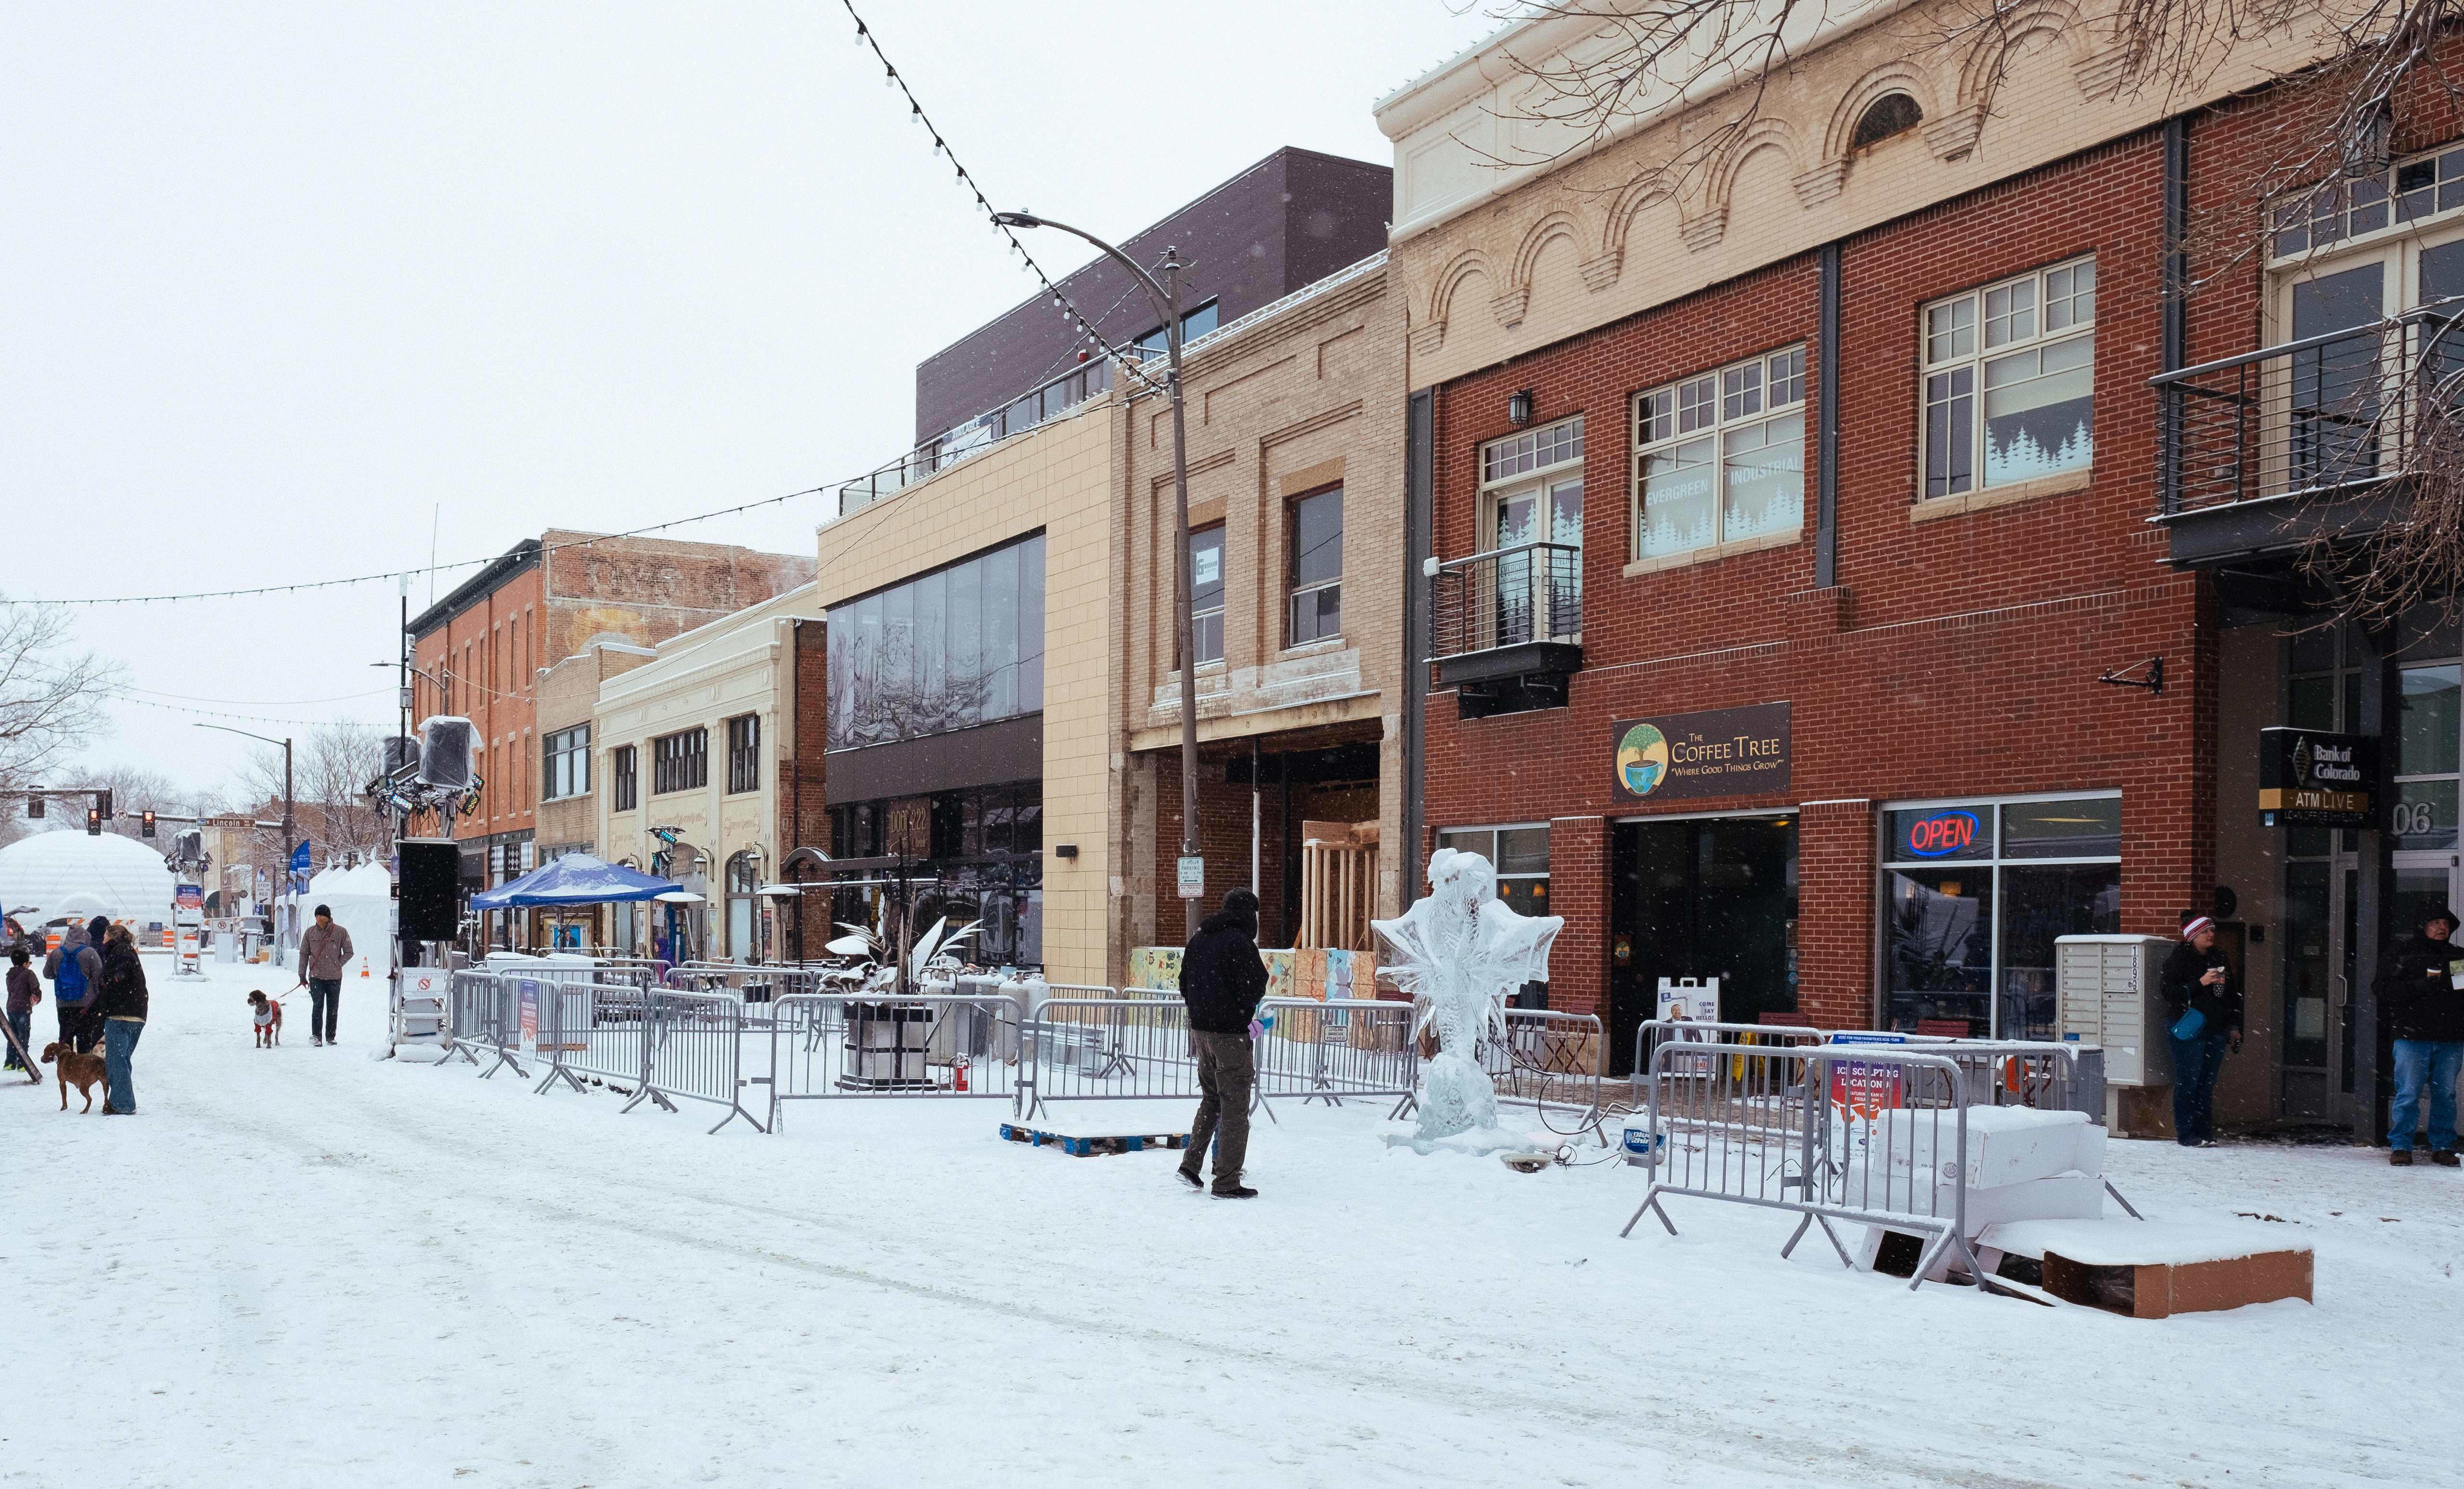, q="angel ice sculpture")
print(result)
[1372,847,1563,1142]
